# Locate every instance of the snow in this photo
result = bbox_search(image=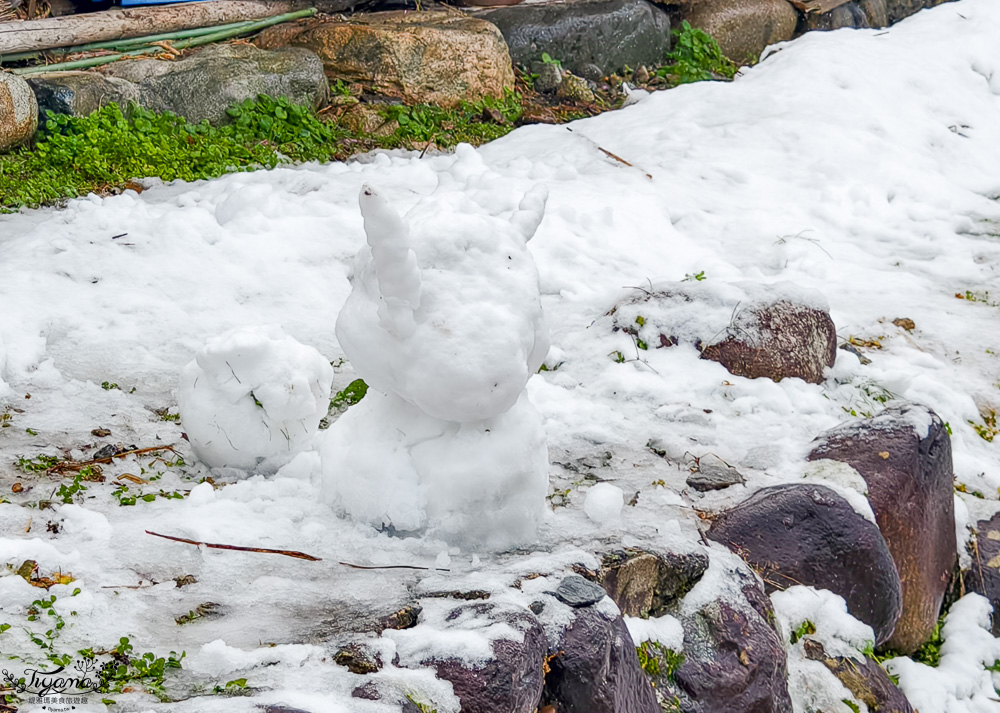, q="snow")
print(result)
[177,325,333,472]
[624,613,685,650]
[886,594,1000,713]
[583,482,624,525]
[772,586,877,713]
[0,0,999,710]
